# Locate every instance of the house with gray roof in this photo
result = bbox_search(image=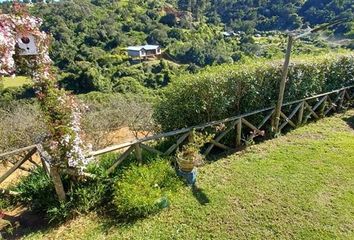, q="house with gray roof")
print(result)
[127,45,161,58]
